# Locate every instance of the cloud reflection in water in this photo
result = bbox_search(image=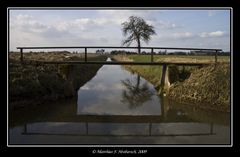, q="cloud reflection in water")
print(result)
[77,64,161,115]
